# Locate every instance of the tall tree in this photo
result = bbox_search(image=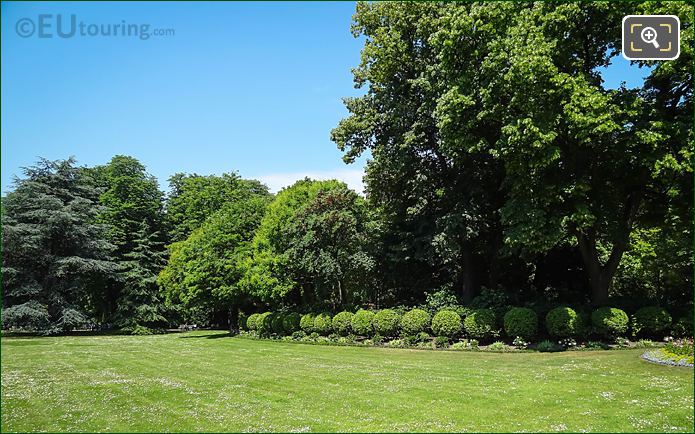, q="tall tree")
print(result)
[1,158,118,333]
